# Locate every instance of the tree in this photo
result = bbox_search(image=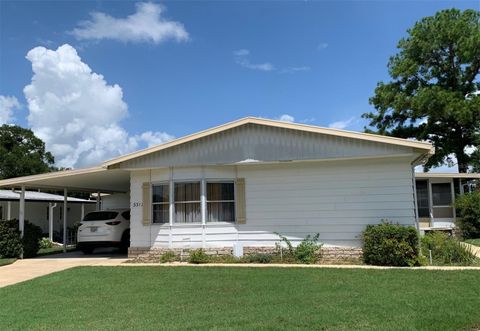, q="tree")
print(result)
[363,9,480,172]
[0,125,55,179]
